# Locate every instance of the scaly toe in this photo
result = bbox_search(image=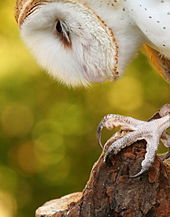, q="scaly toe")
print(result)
[99,112,170,177]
